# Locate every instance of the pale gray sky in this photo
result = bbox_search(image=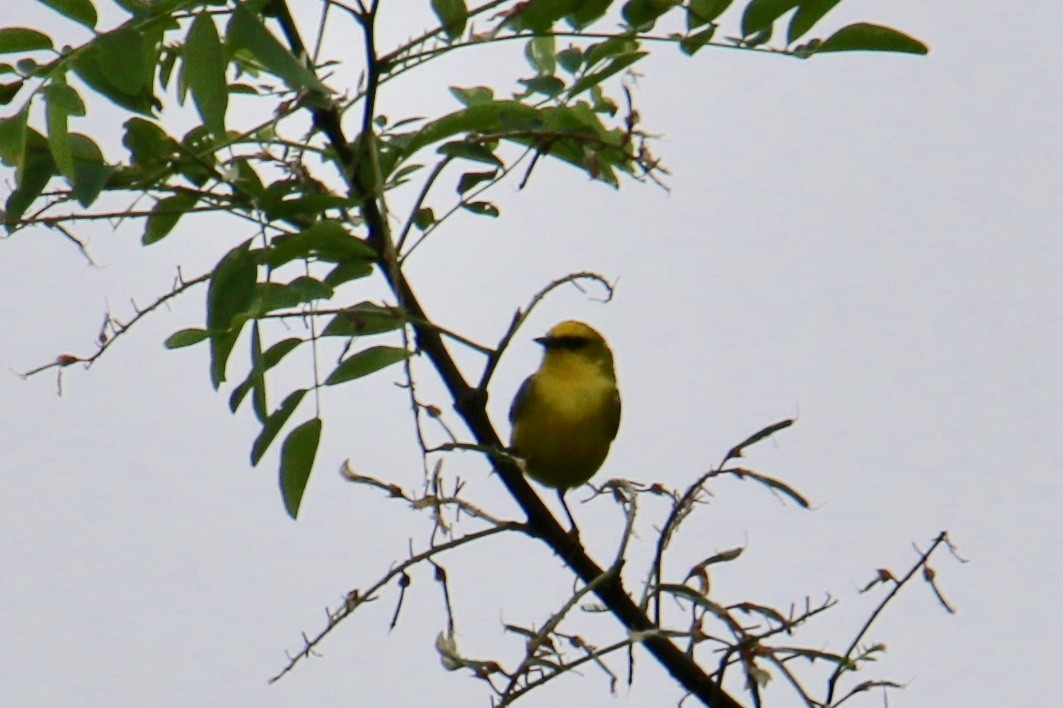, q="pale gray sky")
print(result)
[2,1,1060,706]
